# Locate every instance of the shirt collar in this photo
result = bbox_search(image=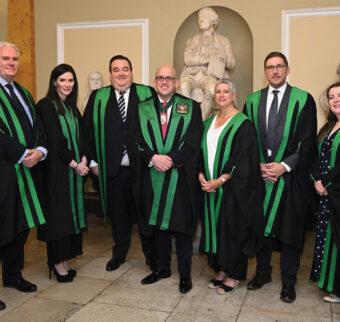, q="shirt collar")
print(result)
[268,82,287,95]
[0,75,13,87]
